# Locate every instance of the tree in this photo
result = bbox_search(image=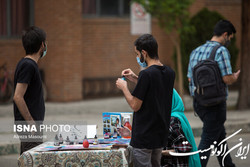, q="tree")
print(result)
[133,0,194,97]
[238,0,250,109]
[180,8,238,91]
